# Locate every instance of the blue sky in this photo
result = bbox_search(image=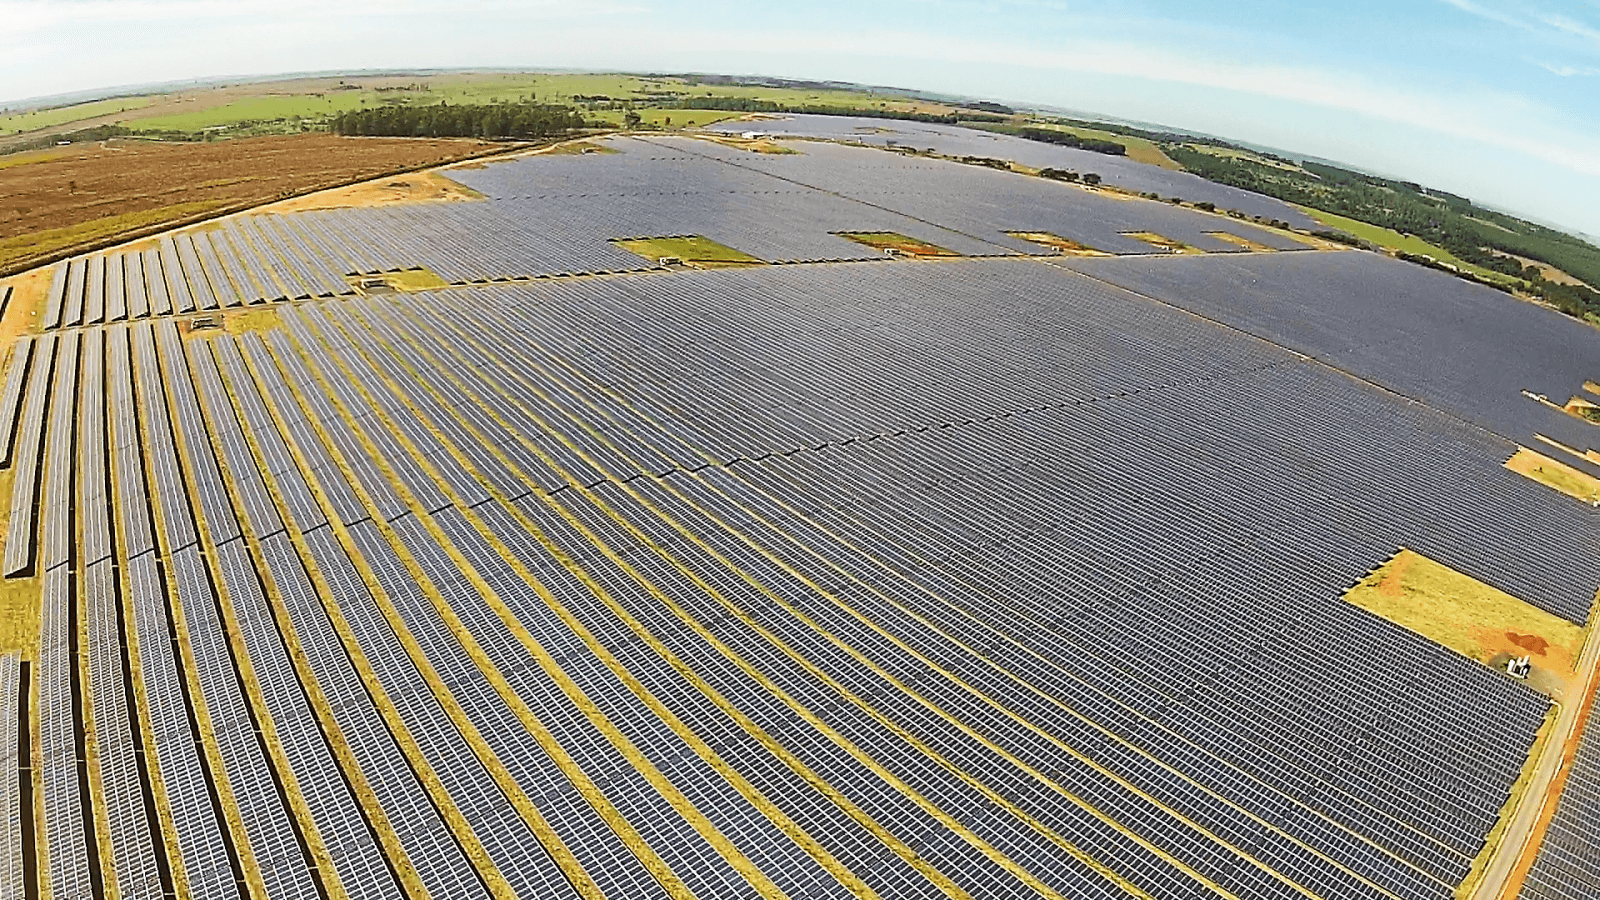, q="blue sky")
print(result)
[3,0,1598,237]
